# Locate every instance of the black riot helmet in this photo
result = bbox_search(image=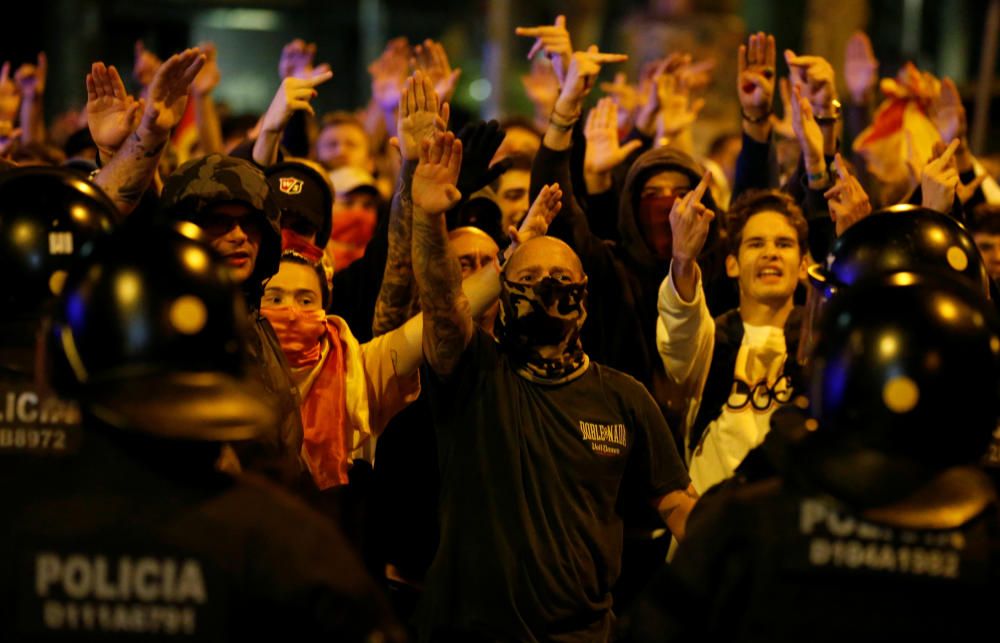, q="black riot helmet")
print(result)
[0,167,116,378]
[50,220,277,441]
[800,205,990,362]
[0,167,116,322]
[802,272,1000,507]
